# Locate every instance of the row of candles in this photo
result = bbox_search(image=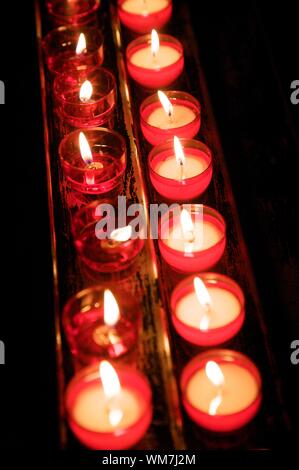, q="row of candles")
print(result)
[43,0,262,450]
